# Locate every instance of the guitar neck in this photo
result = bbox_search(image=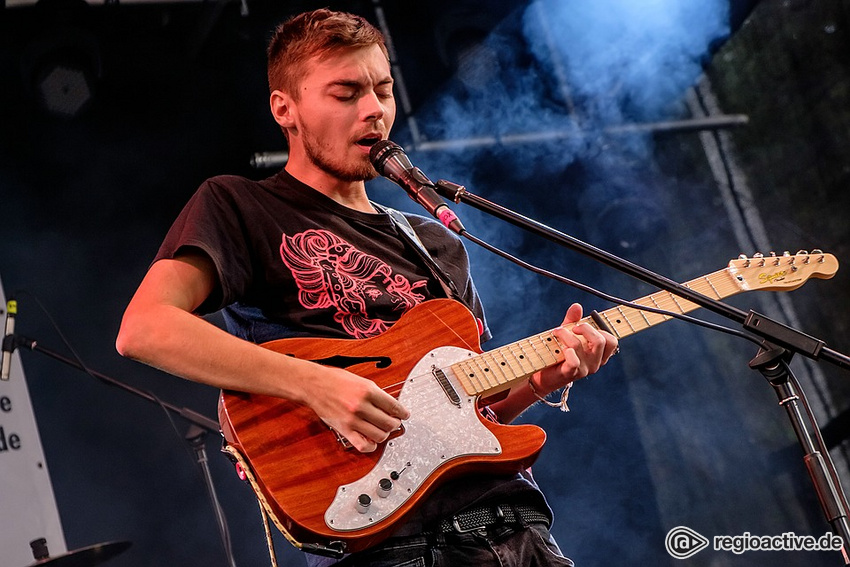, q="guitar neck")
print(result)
[451,264,754,397]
